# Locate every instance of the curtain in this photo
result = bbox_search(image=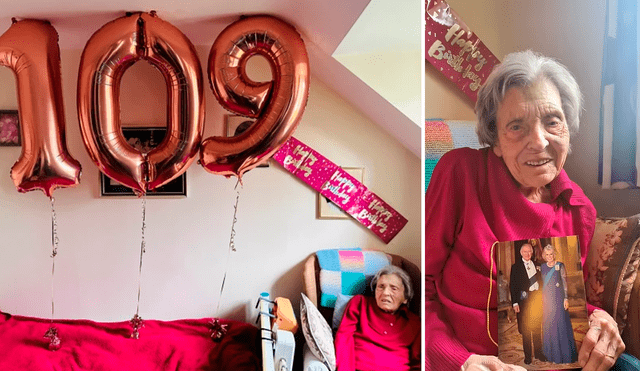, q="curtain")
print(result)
[599,0,640,189]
